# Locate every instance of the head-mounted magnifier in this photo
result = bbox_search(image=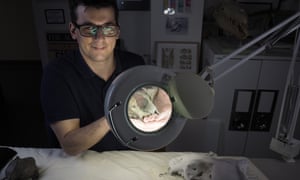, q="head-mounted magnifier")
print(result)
[104,65,214,151]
